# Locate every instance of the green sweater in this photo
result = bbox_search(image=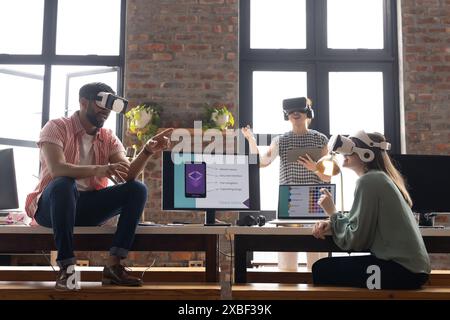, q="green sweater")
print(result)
[330,170,431,274]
